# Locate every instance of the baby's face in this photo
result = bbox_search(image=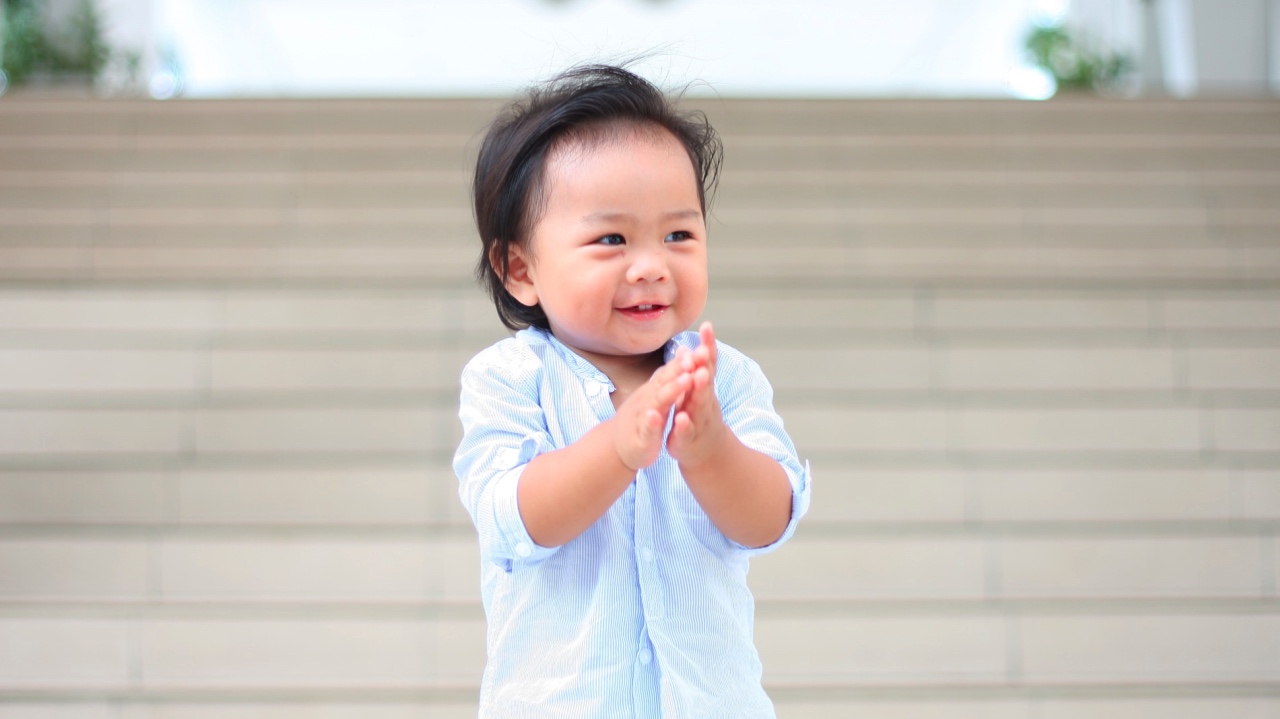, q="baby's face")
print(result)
[507,129,708,372]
